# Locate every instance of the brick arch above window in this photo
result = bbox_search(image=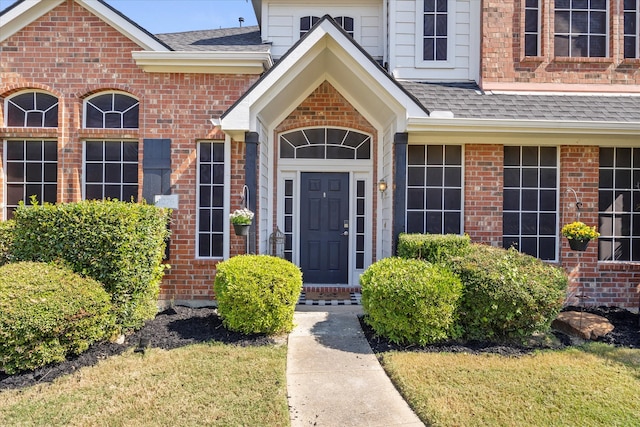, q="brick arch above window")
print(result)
[4,90,59,128]
[84,91,139,129]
